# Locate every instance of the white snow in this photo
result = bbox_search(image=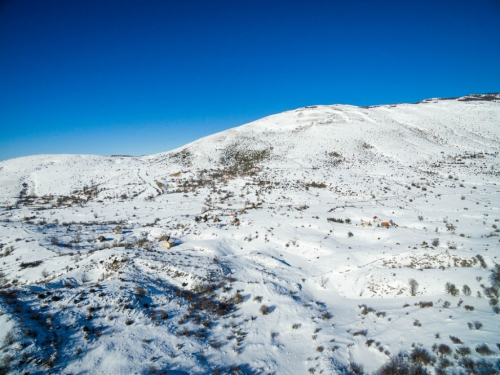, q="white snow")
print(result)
[0,94,499,374]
